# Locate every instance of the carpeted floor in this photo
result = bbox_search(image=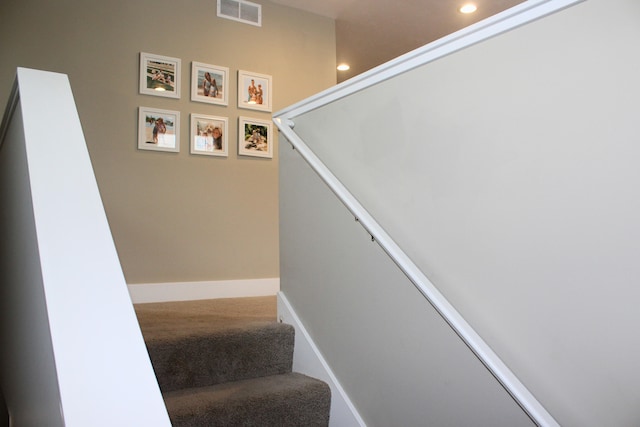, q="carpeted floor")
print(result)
[134,296,277,341]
